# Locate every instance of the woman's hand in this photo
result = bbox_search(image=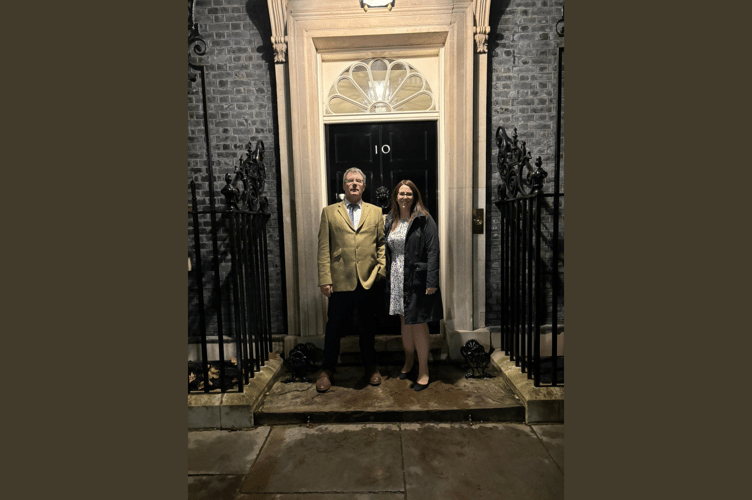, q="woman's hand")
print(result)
[426,288,437,295]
